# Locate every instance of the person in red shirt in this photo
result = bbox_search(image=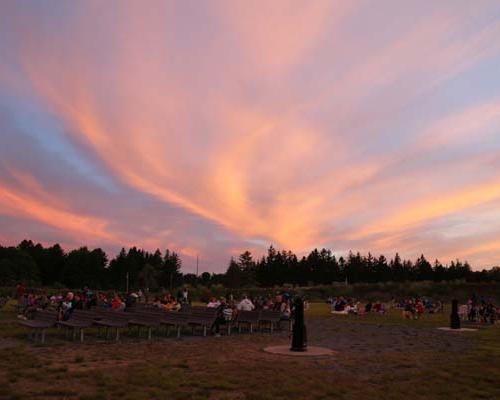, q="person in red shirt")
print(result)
[16,282,26,300]
[416,300,425,319]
